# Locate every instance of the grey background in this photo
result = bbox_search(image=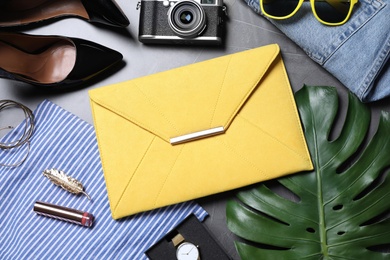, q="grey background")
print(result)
[0,0,388,259]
